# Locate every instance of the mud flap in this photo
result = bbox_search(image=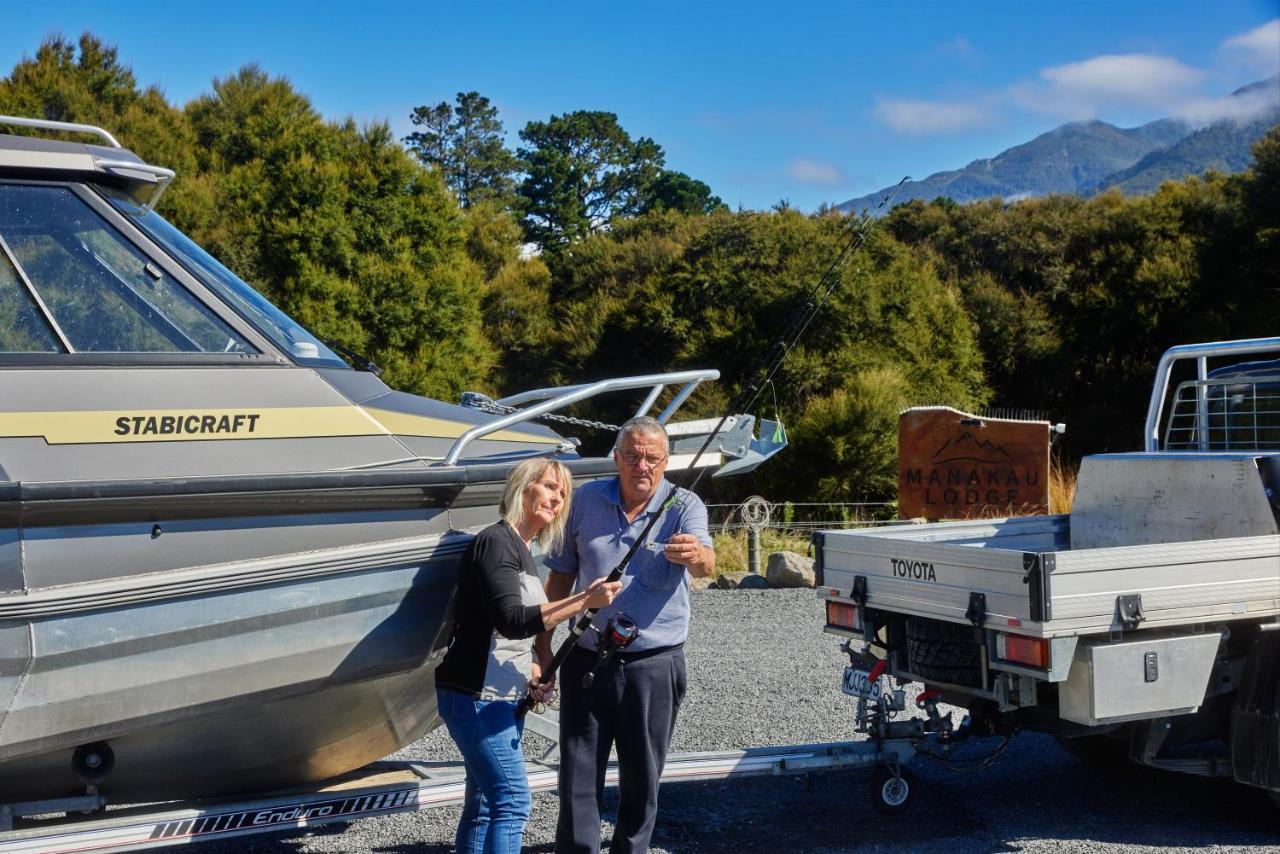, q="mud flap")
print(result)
[1231,632,1280,791]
